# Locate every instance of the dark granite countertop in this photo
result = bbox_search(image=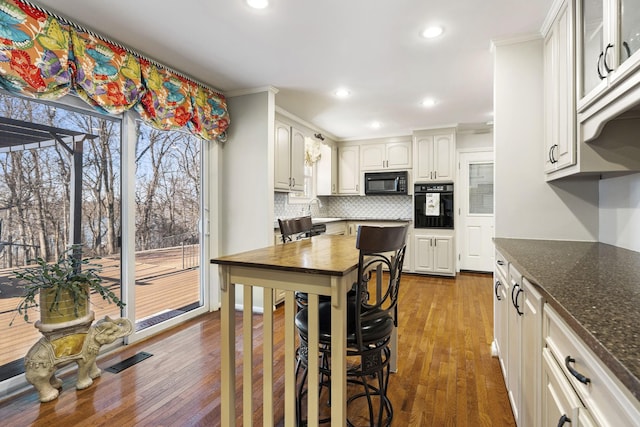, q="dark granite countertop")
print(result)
[493,238,640,402]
